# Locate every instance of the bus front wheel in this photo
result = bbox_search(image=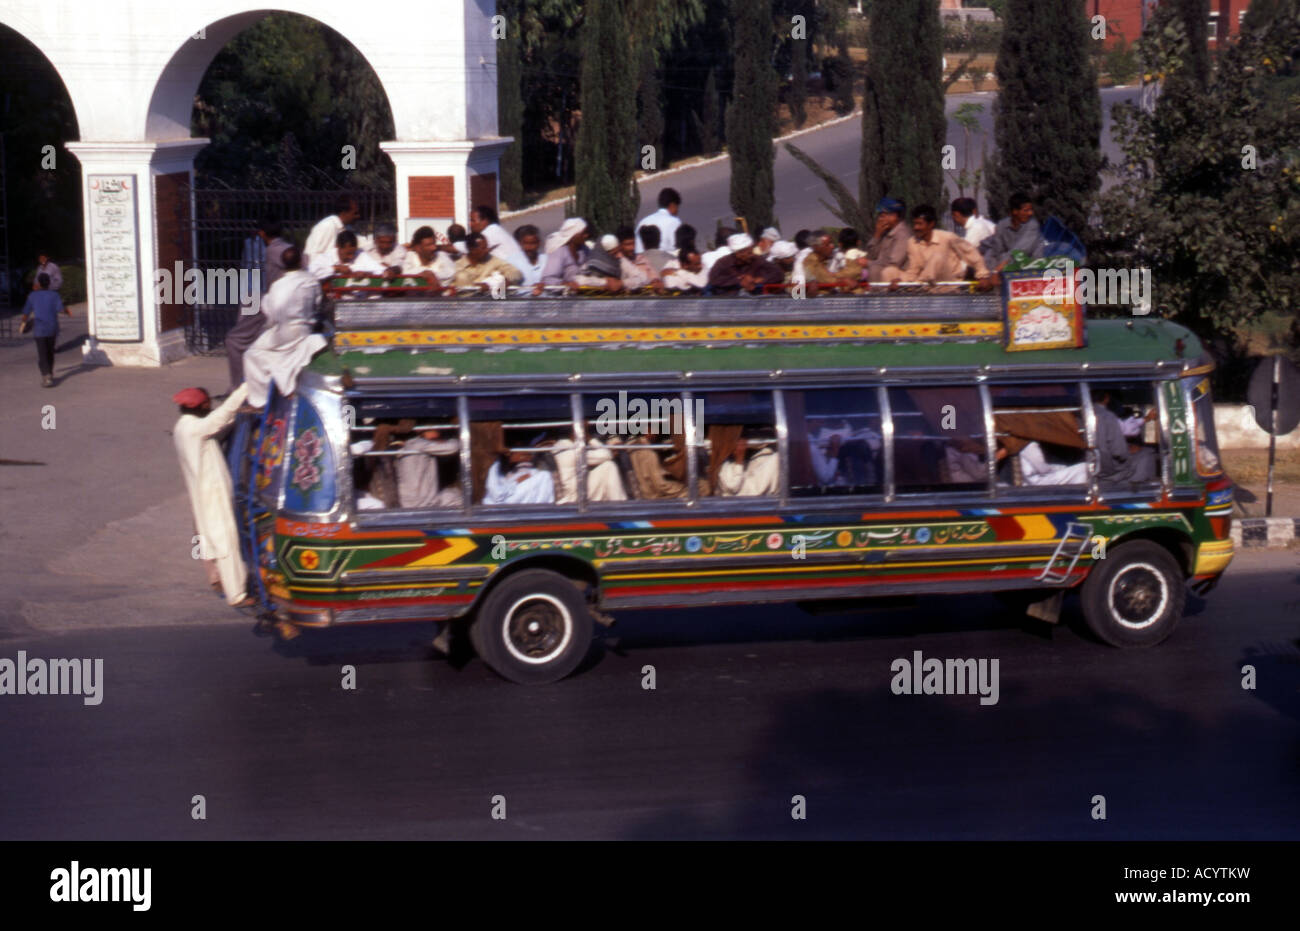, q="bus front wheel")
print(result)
[1080,540,1185,648]
[470,569,593,684]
